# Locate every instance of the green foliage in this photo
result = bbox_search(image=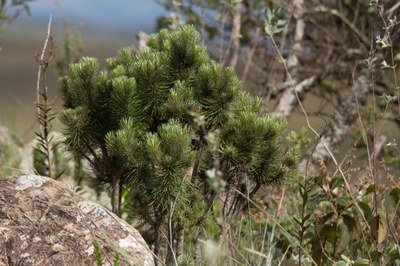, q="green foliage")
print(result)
[55,21,84,75]
[92,240,120,266]
[33,90,62,179]
[288,127,312,150]
[33,142,46,175]
[0,128,21,177]
[60,56,135,217]
[113,252,119,266]
[228,171,400,265]
[263,7,287,36]
[0,0,32,33]
[379,93,398,111]
[92,240,103,266]
[73,157,86,186]
[33,22,62,180]
[107,119,197,218]
[53,145,68,178]
[60,25,296,263]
